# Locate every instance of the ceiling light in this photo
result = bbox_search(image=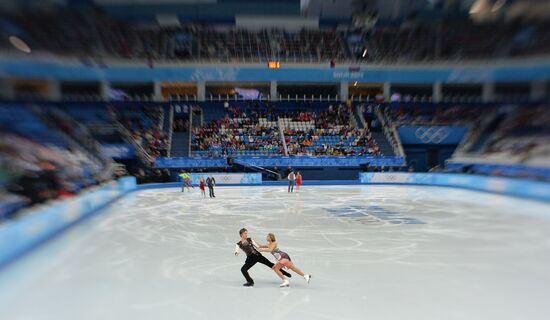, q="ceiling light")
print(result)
[492,0,506,12]
[469,0,487,14]
[9,36,31,53]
